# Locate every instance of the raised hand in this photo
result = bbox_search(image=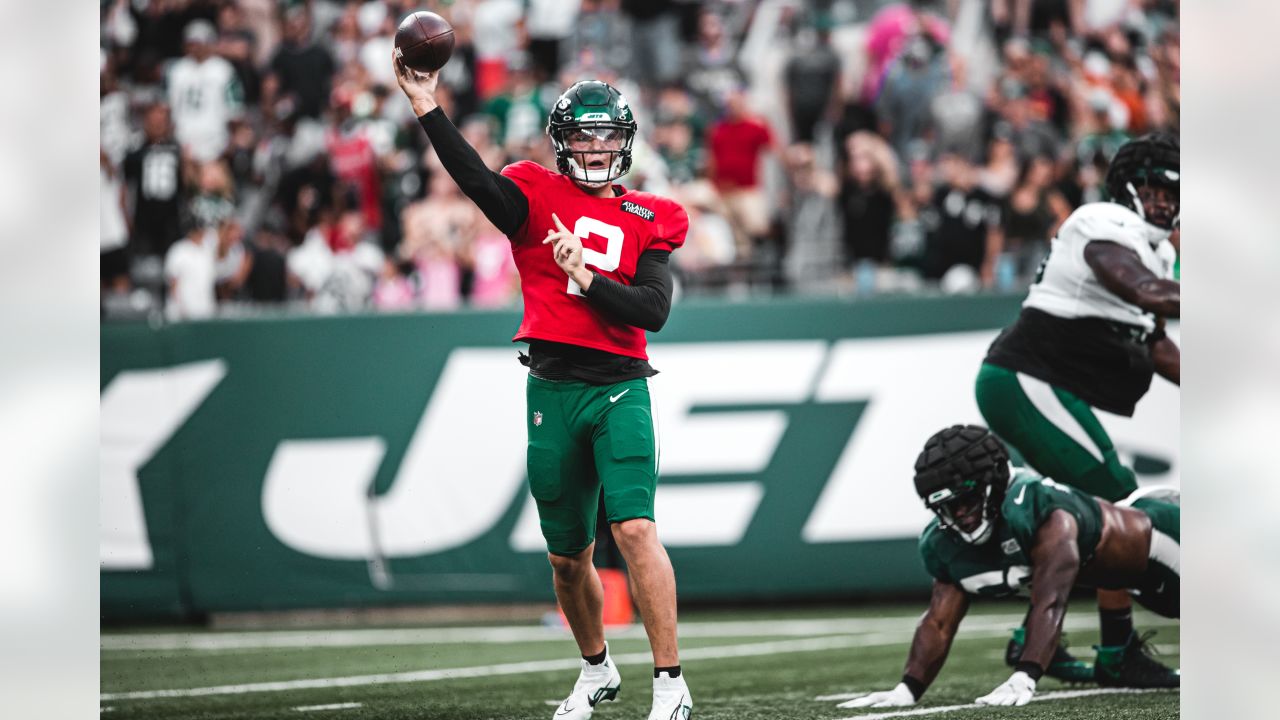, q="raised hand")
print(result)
[392,50,439,116]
